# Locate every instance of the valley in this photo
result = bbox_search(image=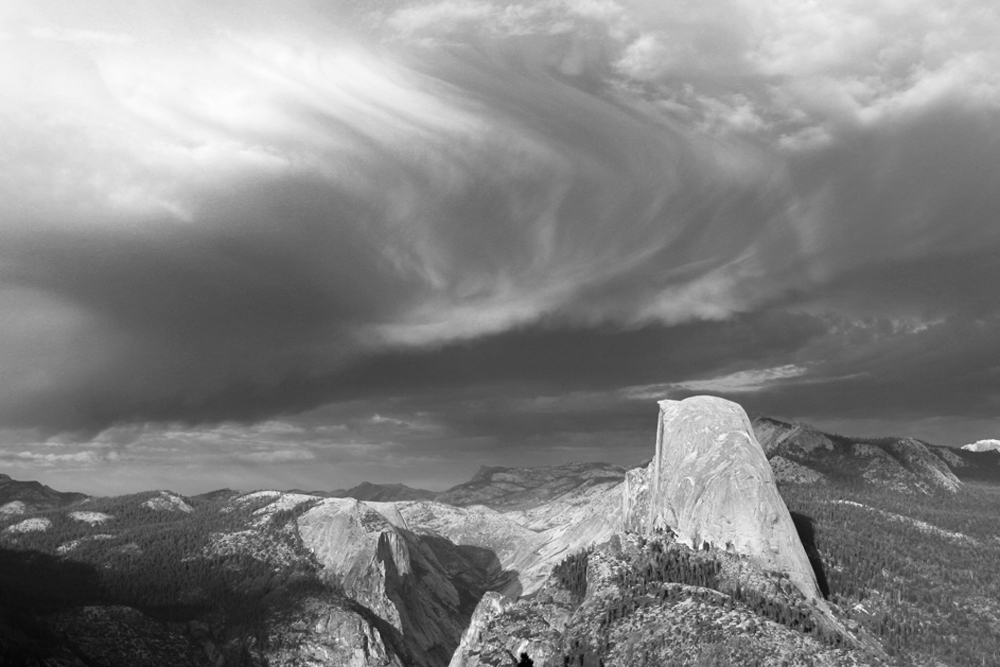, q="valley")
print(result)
[2,398,1000,667]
